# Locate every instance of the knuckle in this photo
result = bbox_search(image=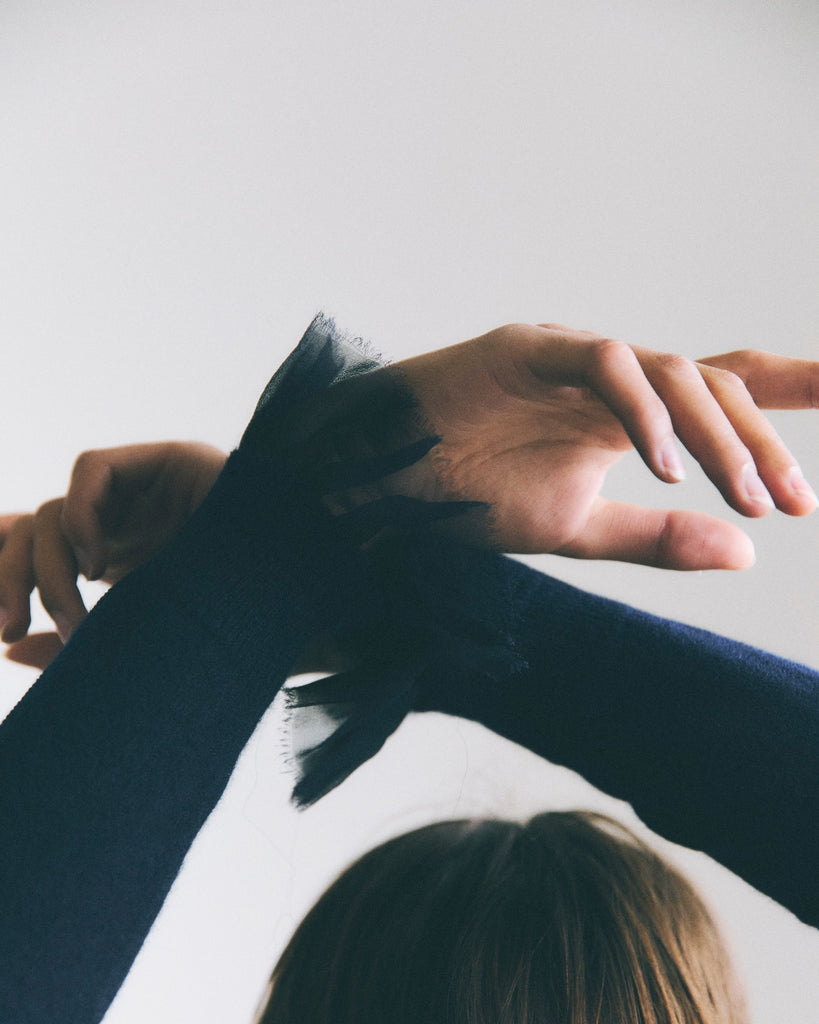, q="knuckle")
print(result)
[704,365,747,397]
[588,337,633,373]
[70,448,104,481]
[653,511,677,567]
[489,323,549,372]
[34,498,62,527]
[5,512,34,542]
[654,351,696,378]
[656,513,710,570]
[495,322,541,347]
